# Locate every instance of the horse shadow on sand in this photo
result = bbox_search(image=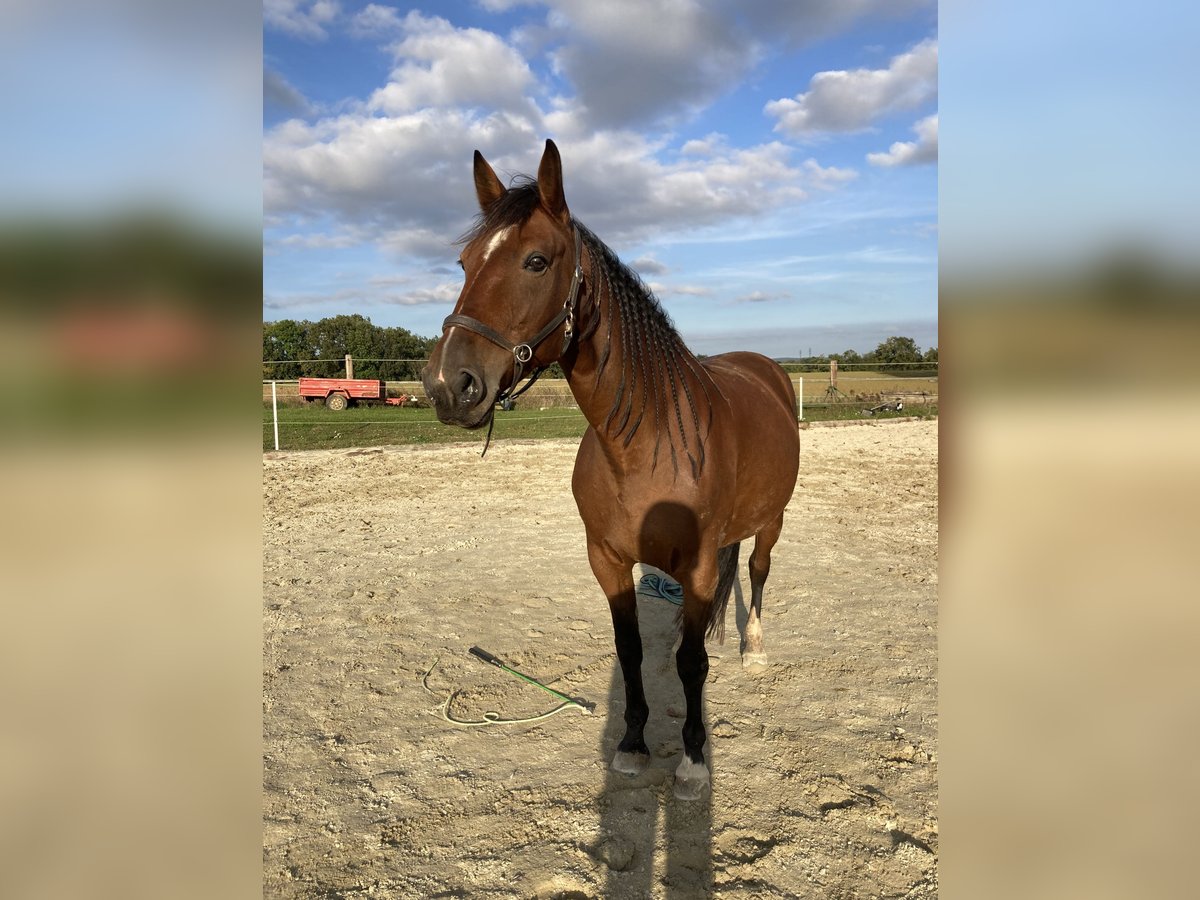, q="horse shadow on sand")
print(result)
[594,499,758,898]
